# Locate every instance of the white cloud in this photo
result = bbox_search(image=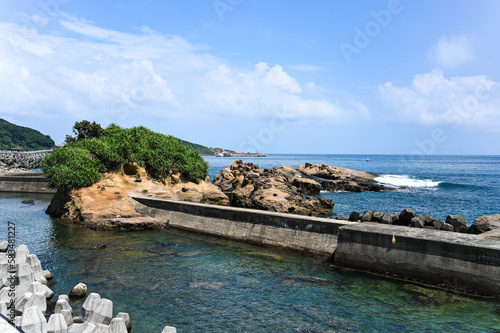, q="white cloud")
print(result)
[429,35,475,68]
[0,15,368,141]
[378,69,500,131]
